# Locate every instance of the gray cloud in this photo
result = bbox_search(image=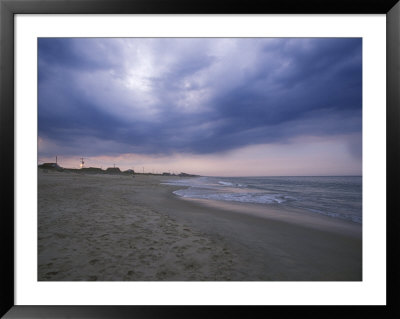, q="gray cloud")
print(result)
[38,38,362,158]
